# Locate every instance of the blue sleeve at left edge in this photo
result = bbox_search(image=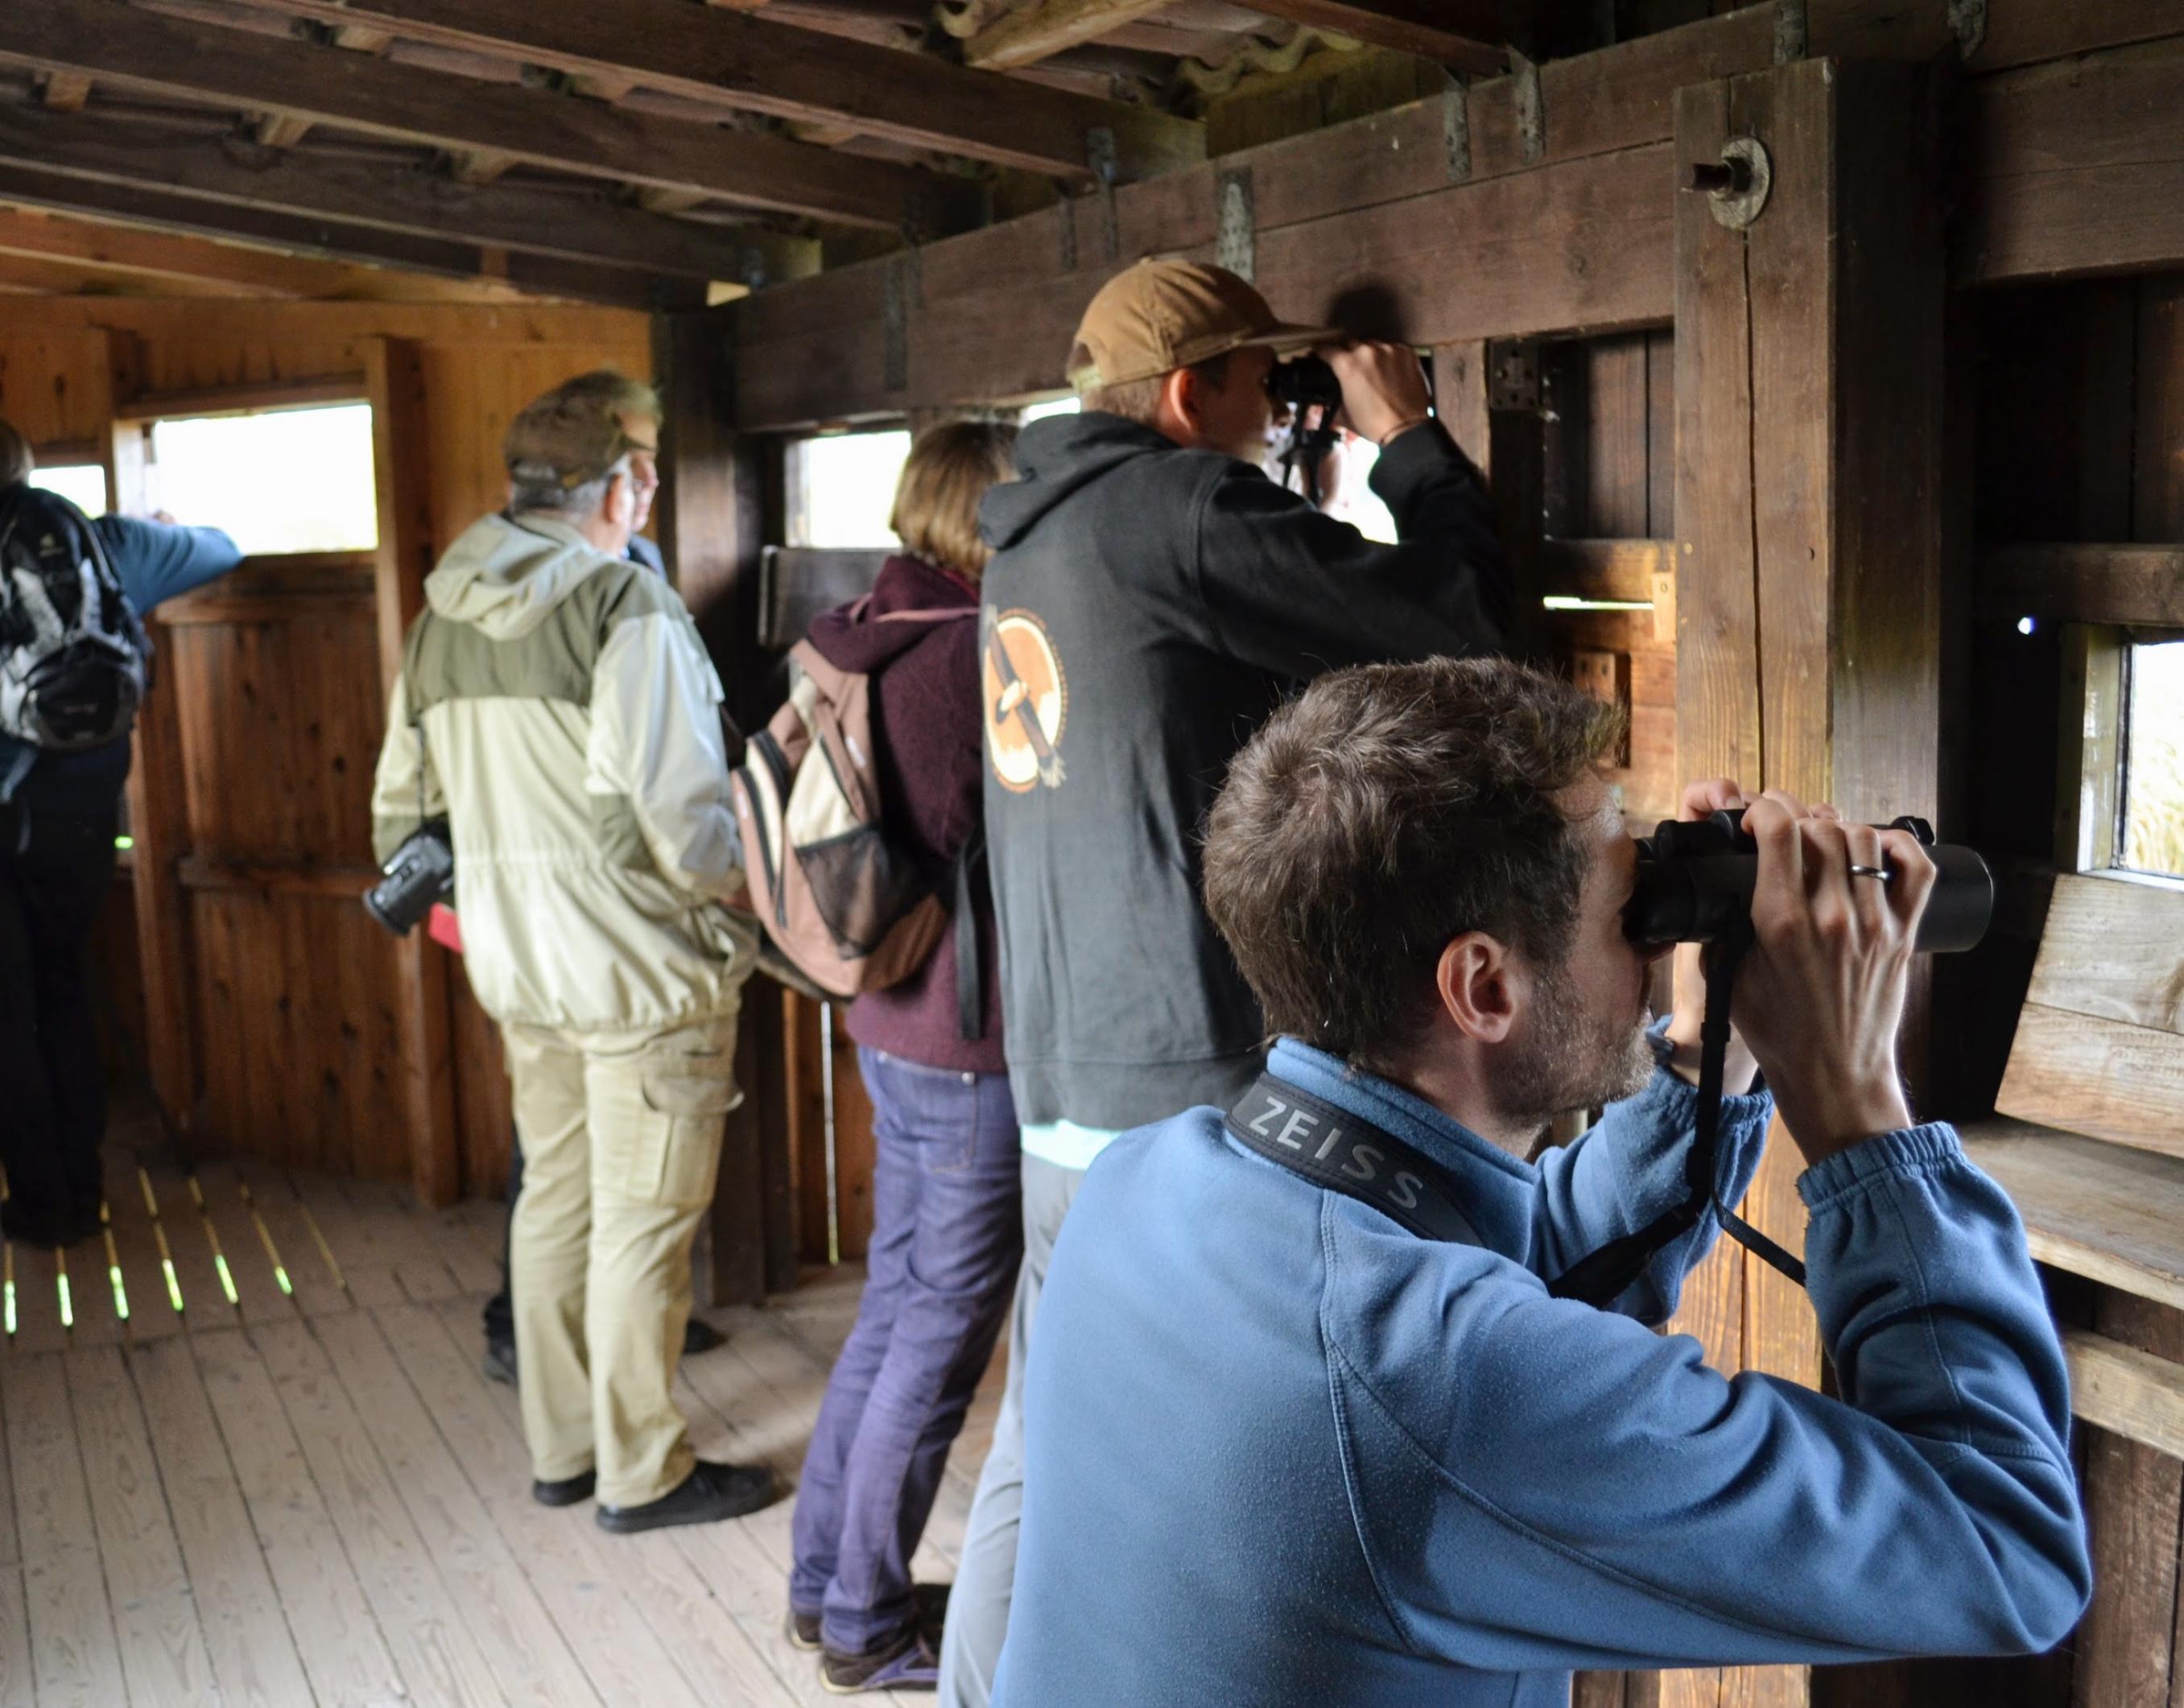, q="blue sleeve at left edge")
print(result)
[93,515,243,614]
